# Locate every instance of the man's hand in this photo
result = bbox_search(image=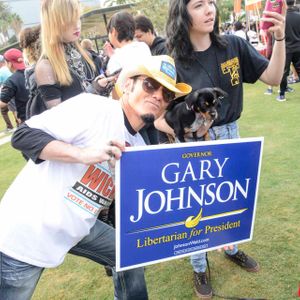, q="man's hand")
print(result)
[103,41,115,58]
[78,140,125,165]
[39,140,125,165]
